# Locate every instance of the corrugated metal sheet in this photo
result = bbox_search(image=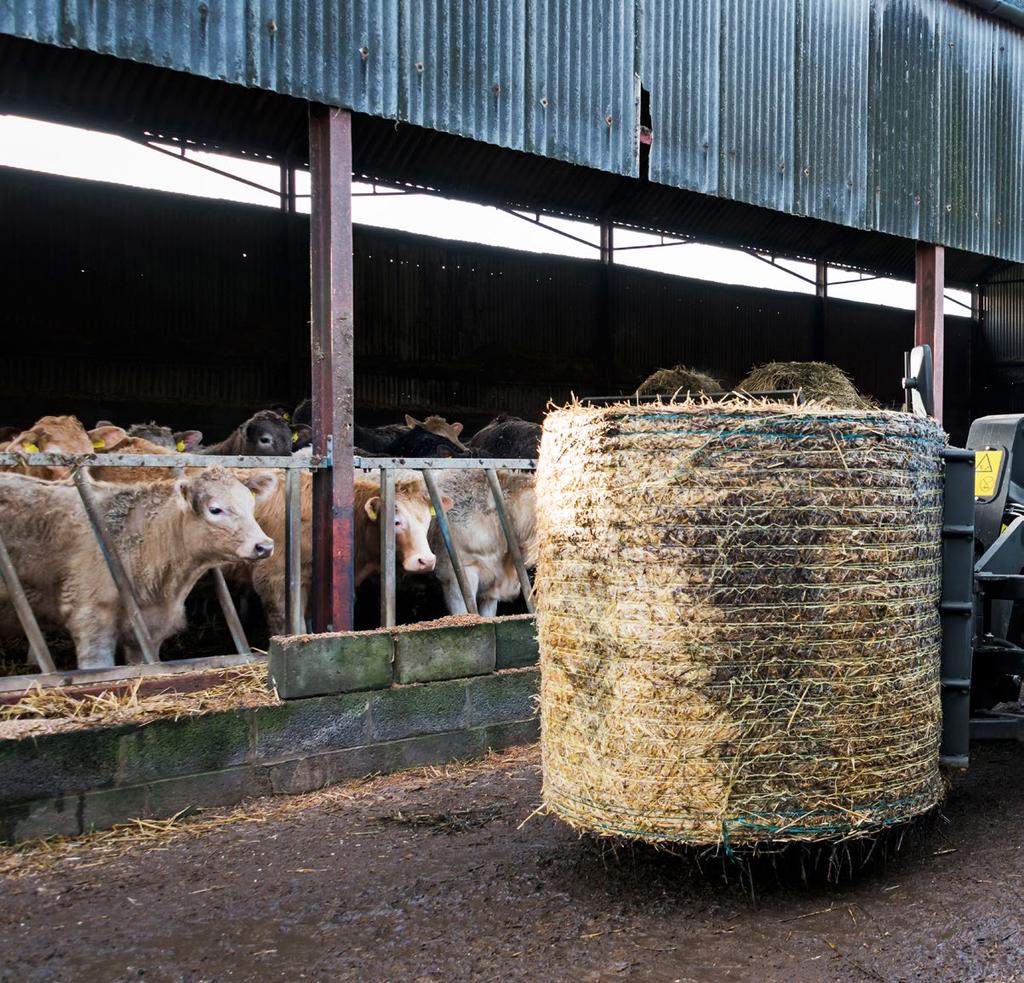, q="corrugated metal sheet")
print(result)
[0,0,637,177]
[642,0,1024,265]
[7,3,1024,270]
[982,264,1024,364]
